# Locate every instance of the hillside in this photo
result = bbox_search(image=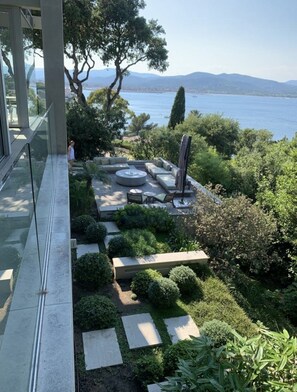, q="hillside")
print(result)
[35,68,297,97]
